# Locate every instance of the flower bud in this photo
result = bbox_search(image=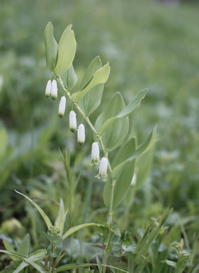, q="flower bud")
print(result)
[58,96,66,117]
[97,157,108,180]
[91,142,100,164]
[51,79,58,100]
[45,80,51,98]
[69,111,77,132]
[77,124,85,144]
